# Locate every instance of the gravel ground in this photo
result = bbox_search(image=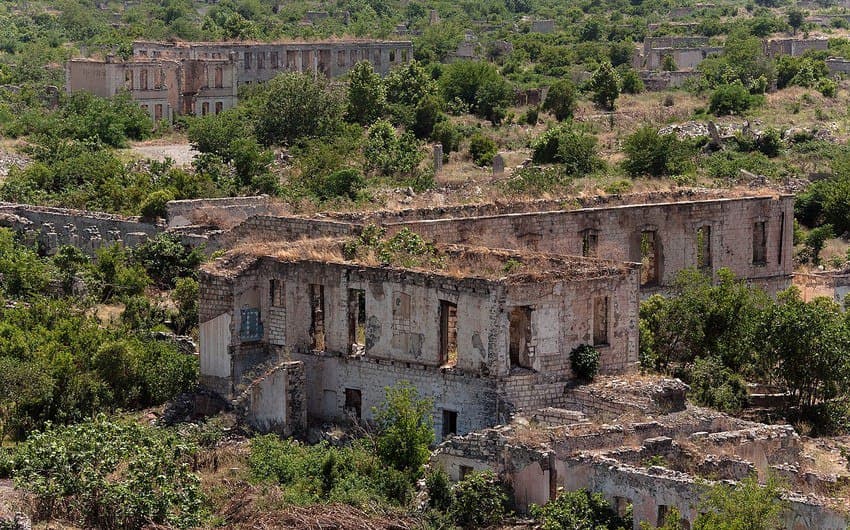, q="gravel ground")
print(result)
[130,143,198,166]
